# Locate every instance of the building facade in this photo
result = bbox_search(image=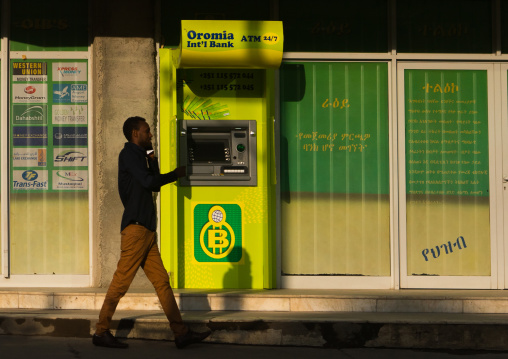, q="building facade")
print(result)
[0,0,506,290]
